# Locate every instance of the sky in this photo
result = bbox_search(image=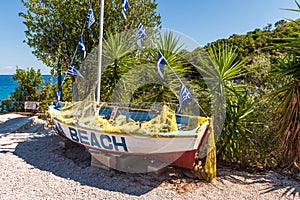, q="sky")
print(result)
[0,0,299,75]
